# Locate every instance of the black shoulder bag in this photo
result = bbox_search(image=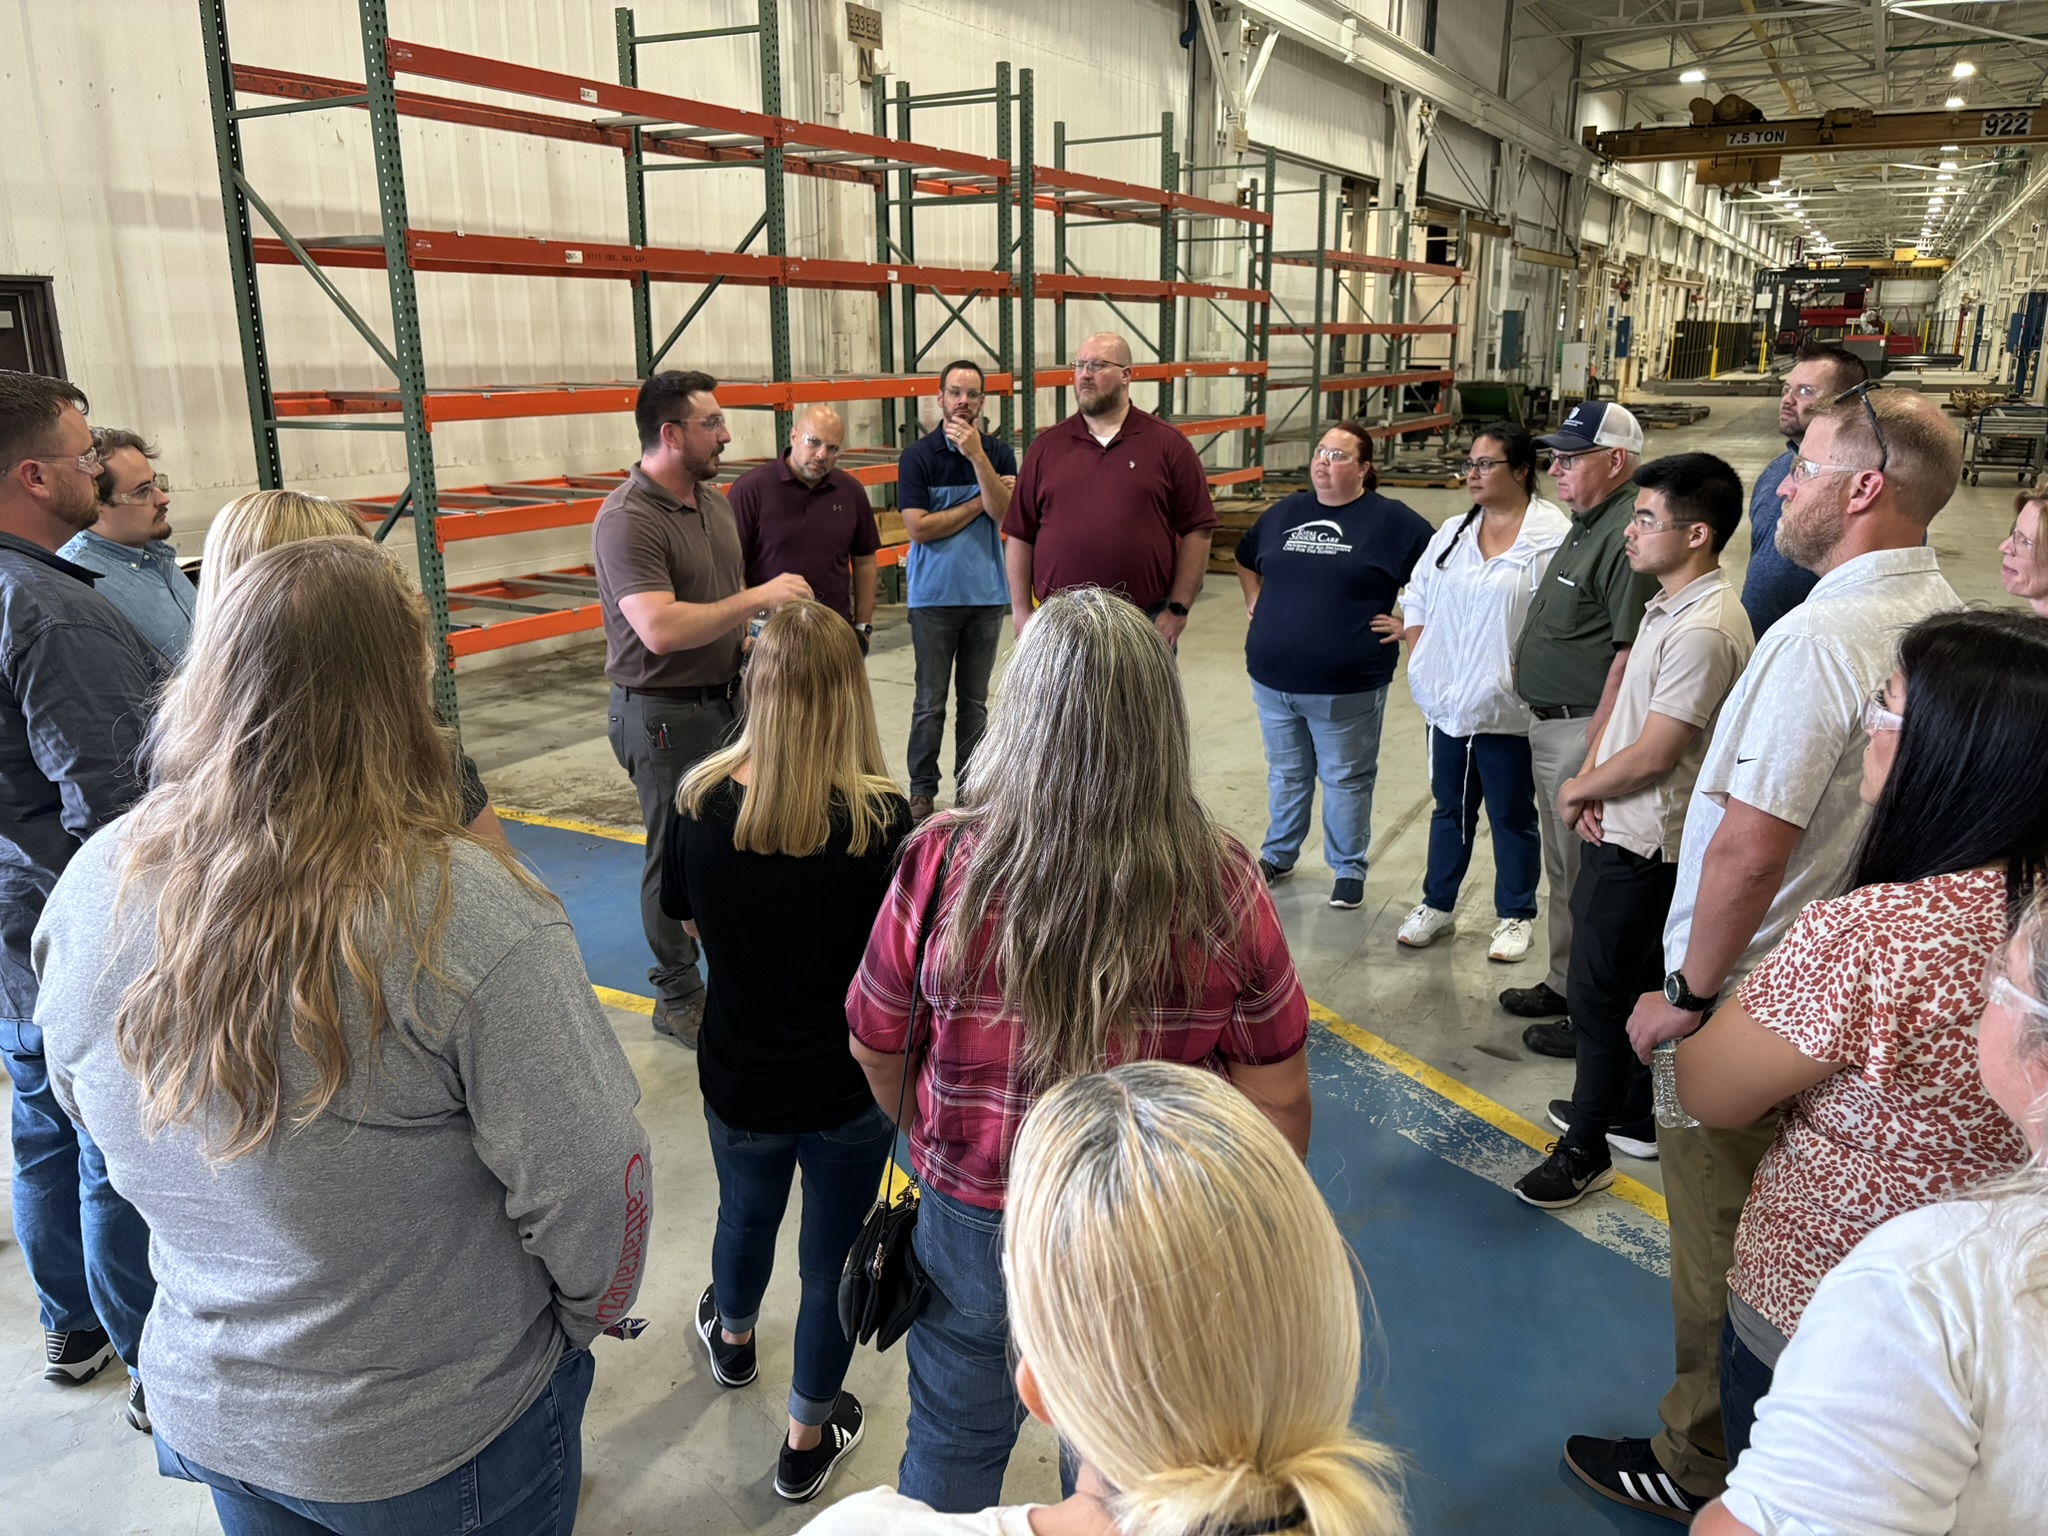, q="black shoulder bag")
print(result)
[838,832,955,1350]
